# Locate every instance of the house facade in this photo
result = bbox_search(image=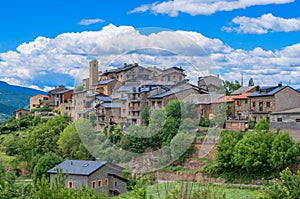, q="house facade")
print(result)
[29,94,50,111]
[48,160,127,197]
[270,107,300,141]
[248,84,300,122]
[197,75,223,93]
[13,109,29,119]
[231,86,258,120]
